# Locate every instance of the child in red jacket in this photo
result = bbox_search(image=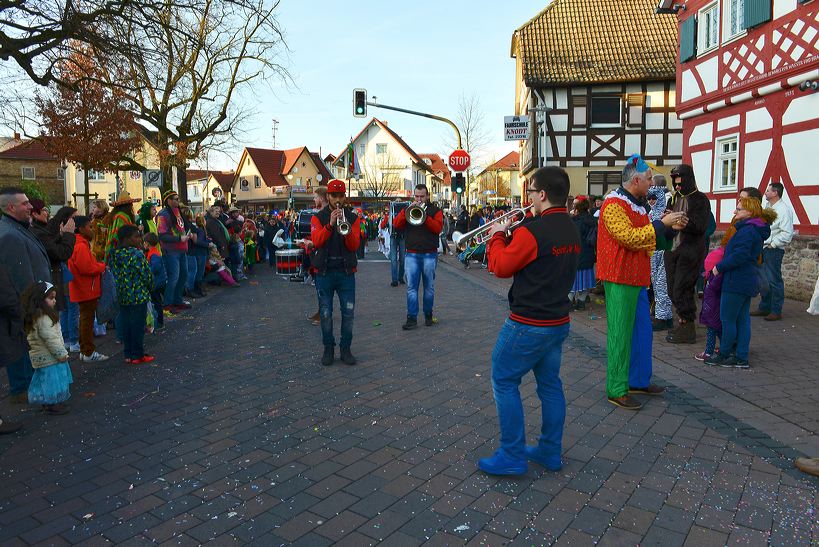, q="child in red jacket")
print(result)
[68,216,109,362]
